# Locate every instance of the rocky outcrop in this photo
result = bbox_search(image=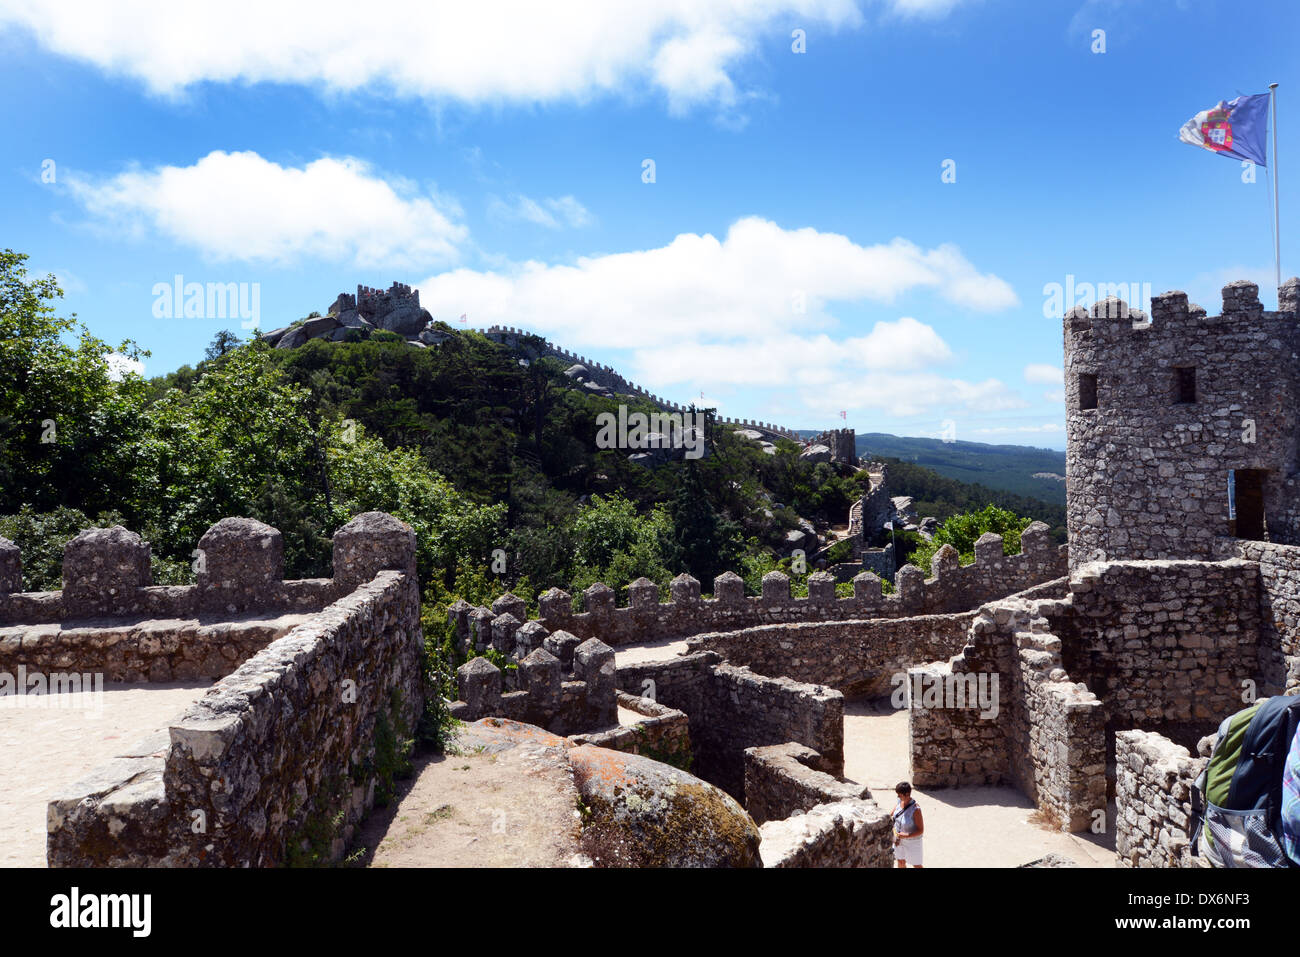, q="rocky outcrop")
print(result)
[262,282,436,349]
[569,744,762,867]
